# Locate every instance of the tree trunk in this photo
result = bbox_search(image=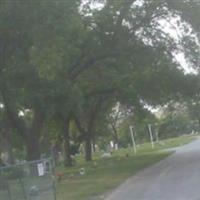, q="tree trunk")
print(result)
[26,134,41,161]
[25,133,41,176]
[4,140,14,164]
[62,117,72,167]
[85,135,92,161]
[114,133,119,148]
[112,125,119,148]
[26,110,45,161]
[1,128,14,164]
